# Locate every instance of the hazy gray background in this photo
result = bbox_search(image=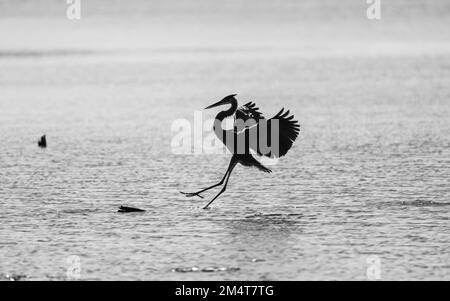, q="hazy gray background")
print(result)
[0,0,449,280]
